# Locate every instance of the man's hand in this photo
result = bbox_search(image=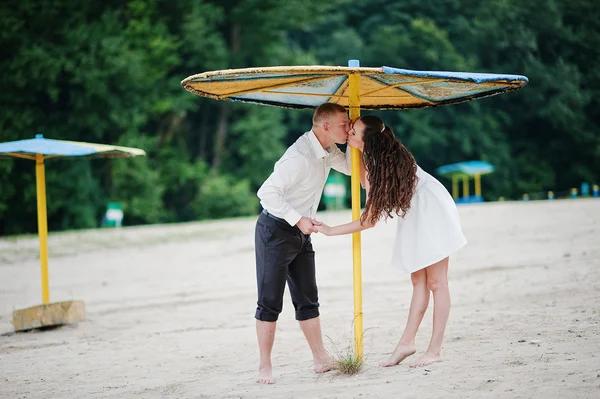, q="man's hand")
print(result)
[296,216,319,234]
